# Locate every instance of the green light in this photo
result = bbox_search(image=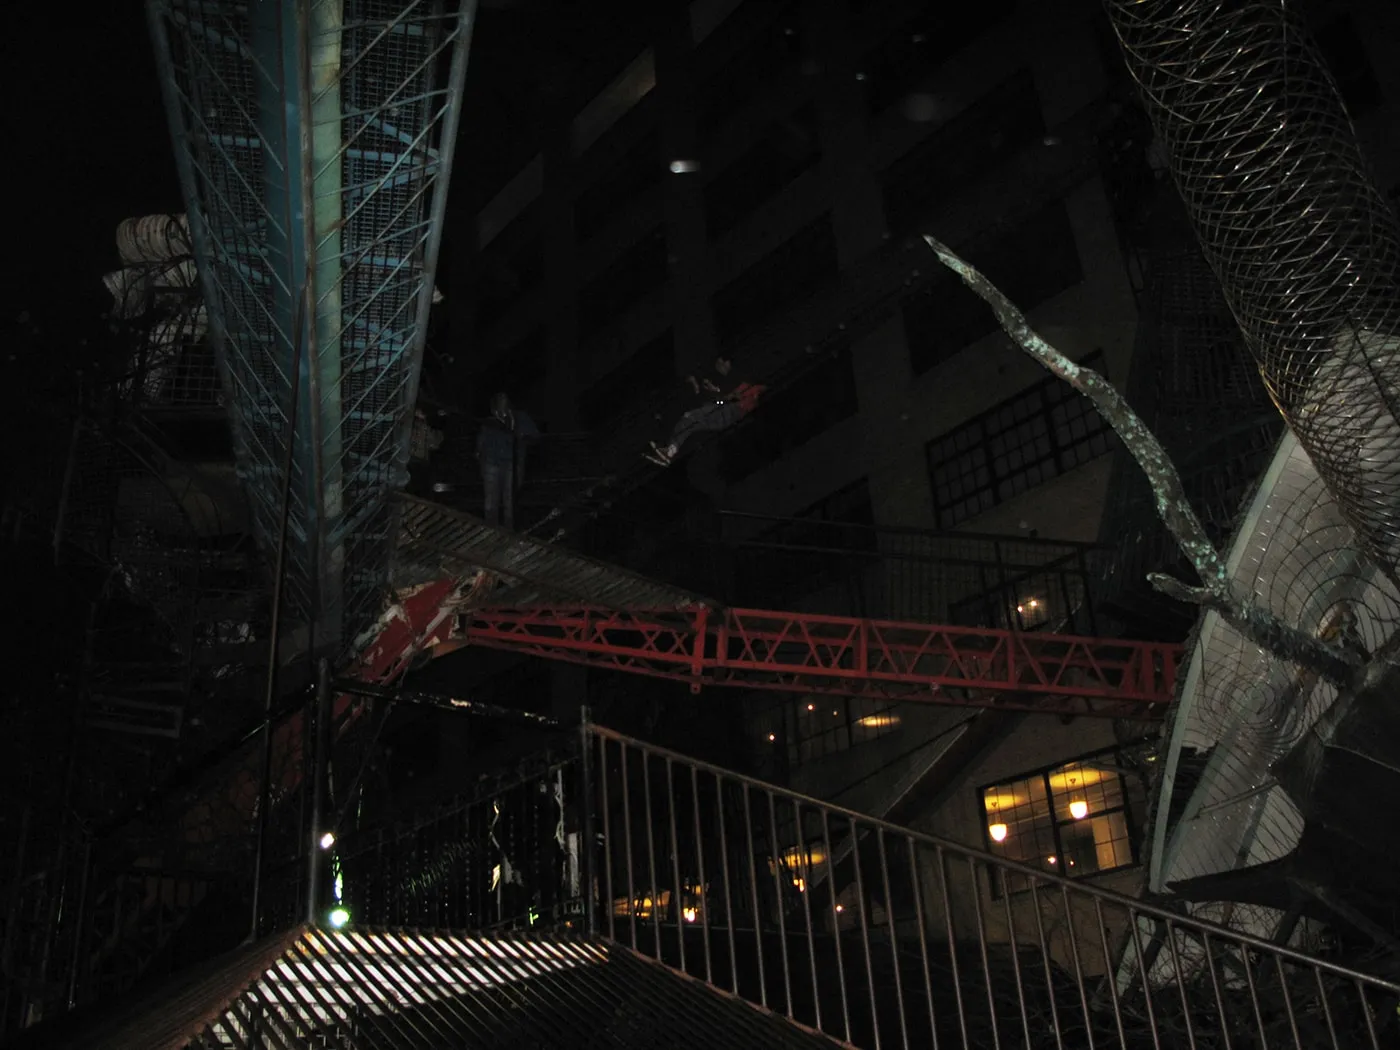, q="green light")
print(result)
[328,906,351,929]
